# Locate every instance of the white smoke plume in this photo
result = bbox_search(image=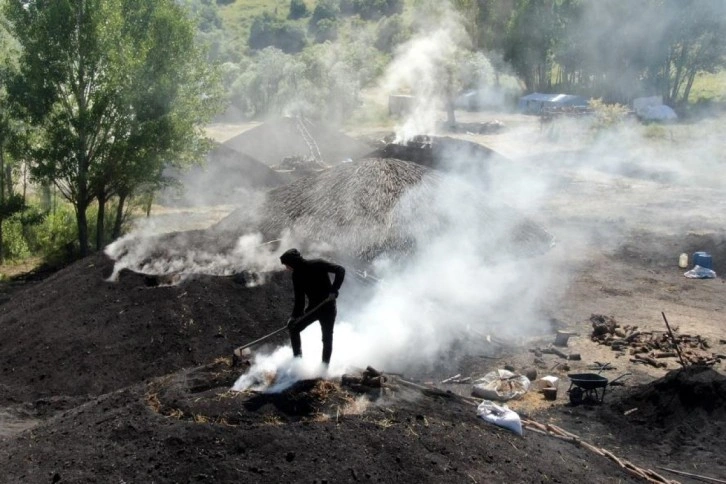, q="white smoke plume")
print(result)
[379,4,468,142]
